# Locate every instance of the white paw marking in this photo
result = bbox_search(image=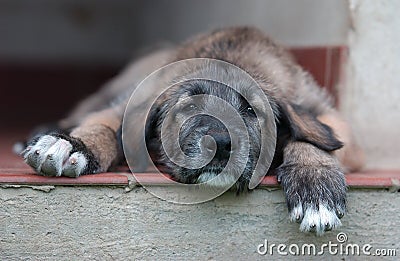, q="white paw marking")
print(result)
[295,203,341,236]
[289,204,303,222]
[41,139,72,176]
[62,152,88,177]
[23,135,88,177]
[24,135,58,170]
